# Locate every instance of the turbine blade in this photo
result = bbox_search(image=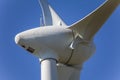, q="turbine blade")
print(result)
[68,0,120,41]
[39,0,66,26]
